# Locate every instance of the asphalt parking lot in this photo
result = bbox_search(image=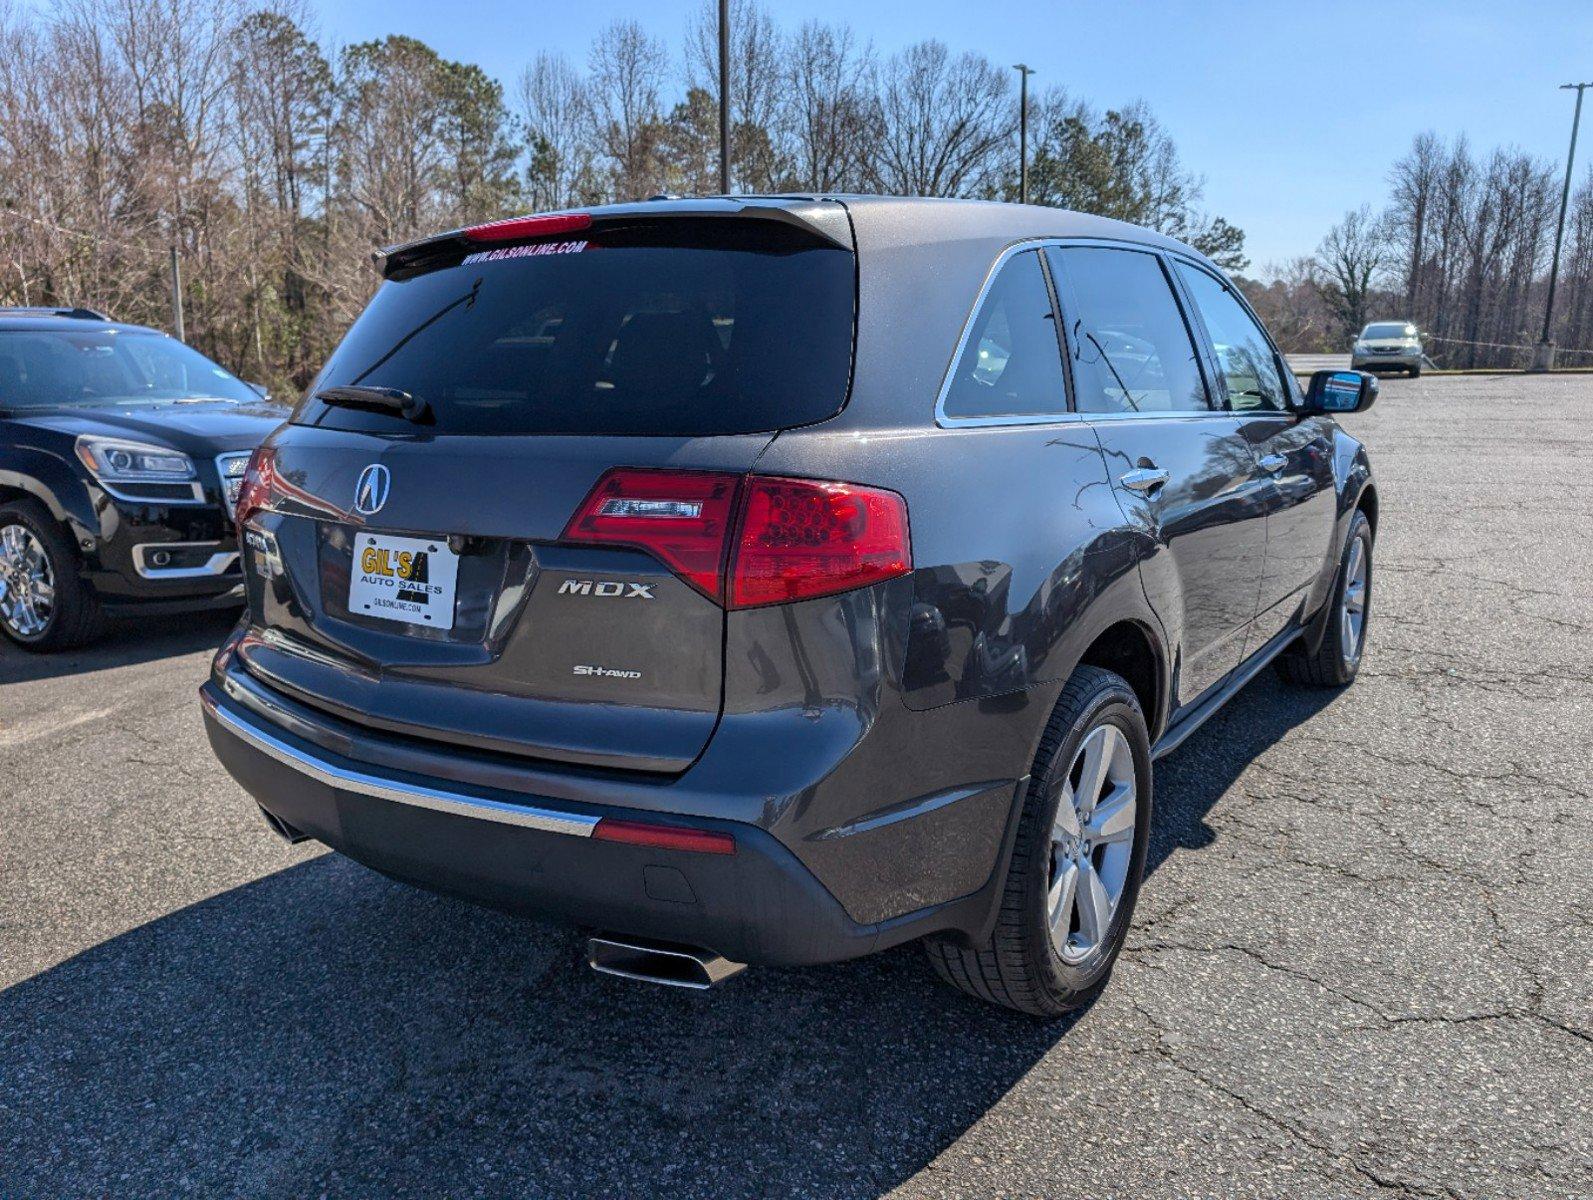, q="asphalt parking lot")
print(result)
[2,374,1589,1199]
